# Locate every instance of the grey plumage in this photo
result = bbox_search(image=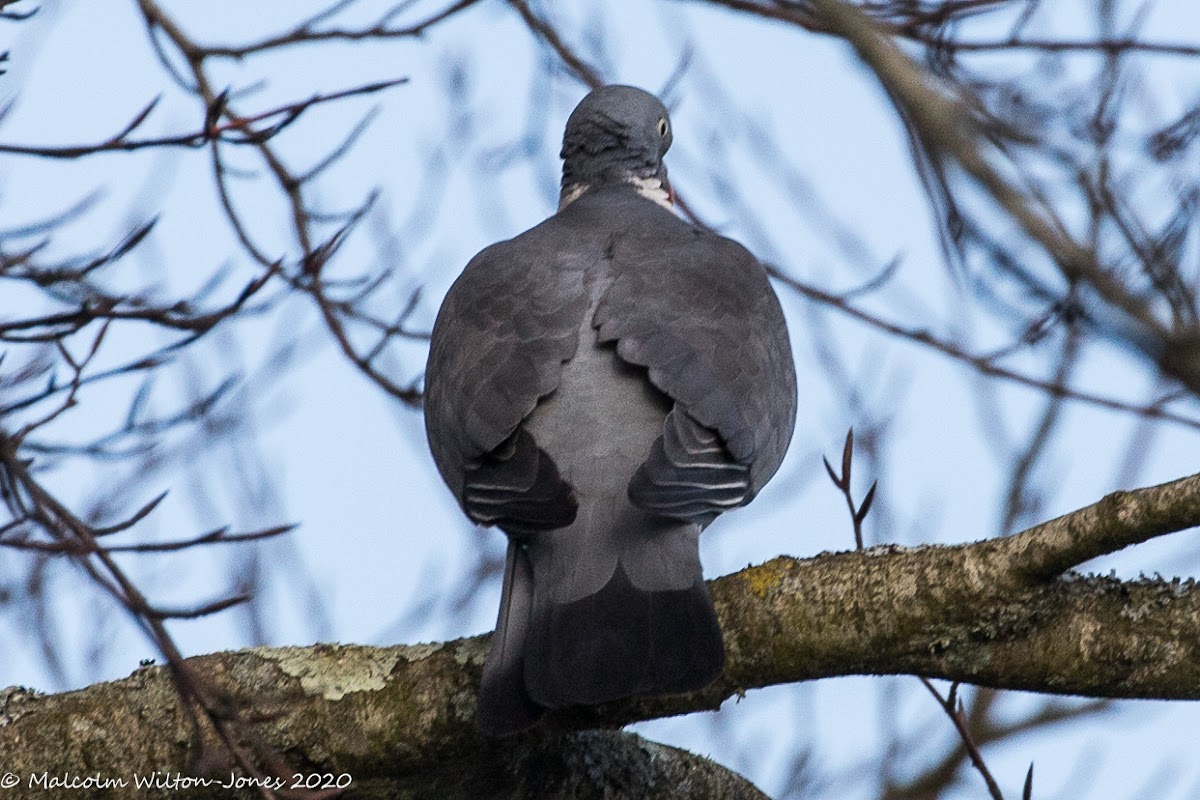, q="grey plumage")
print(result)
[424,85,797,735]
